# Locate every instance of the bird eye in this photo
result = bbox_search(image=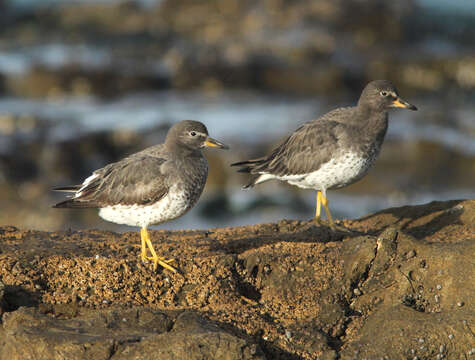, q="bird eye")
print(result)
[190,131,197,137]
[380,91,388,97]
